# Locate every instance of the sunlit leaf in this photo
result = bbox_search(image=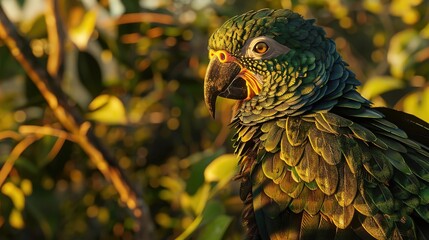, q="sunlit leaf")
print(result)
[69,9,97,50]
[20,179,32,196]
[159,176,185,201]
[388,29,429,79]
[177,200,227,240]
[363,0,383,14]
[1,182,25,210]
[9,208,24,229]
[186,149,225,195]
[180,192,193,213]
[175,215,203,240]
[204,154,237,182]
[390,0,422,24]
[190,183,210,215]
[159,176,184,192]
[402,87,429,122]
[360,76,404,100]
[86,94,127,124]
[197,214,233,240]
